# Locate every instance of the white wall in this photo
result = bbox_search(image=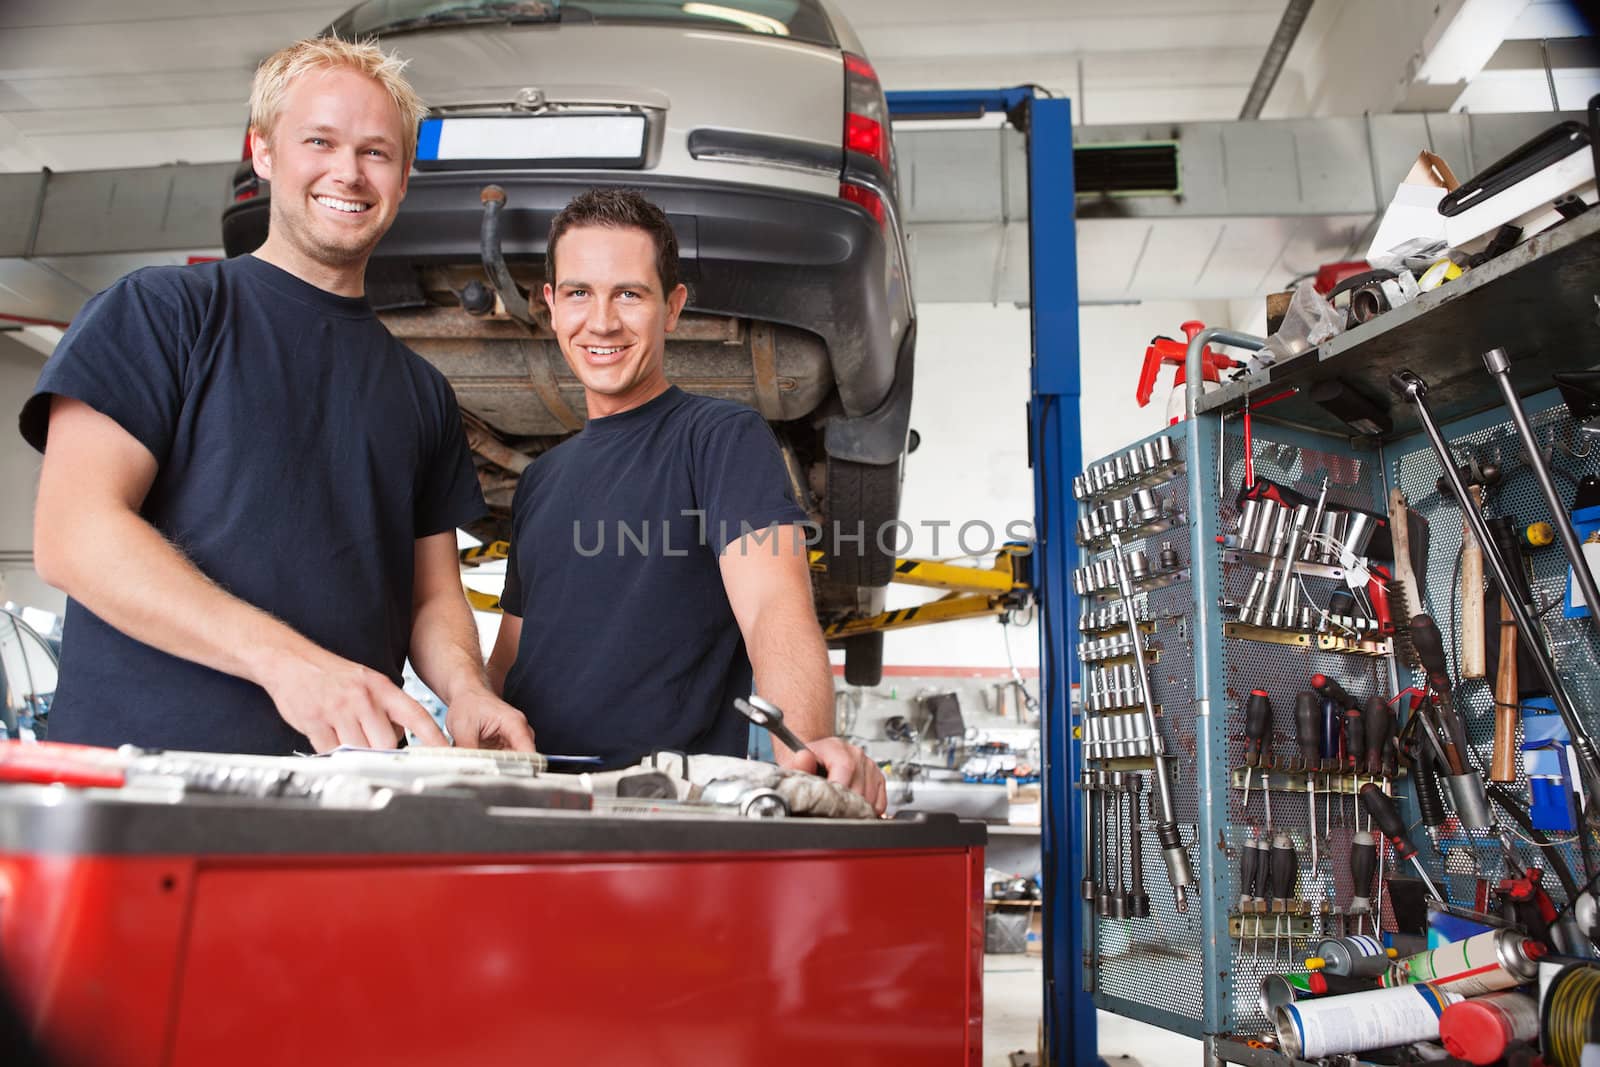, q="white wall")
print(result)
[0,335,61,616]
[876,298,1236,673]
